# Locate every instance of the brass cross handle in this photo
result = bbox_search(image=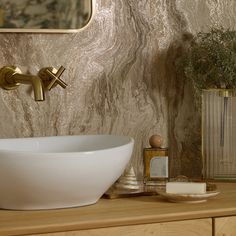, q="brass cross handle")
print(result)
[38,66,67,90]
[45,66,67,90]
